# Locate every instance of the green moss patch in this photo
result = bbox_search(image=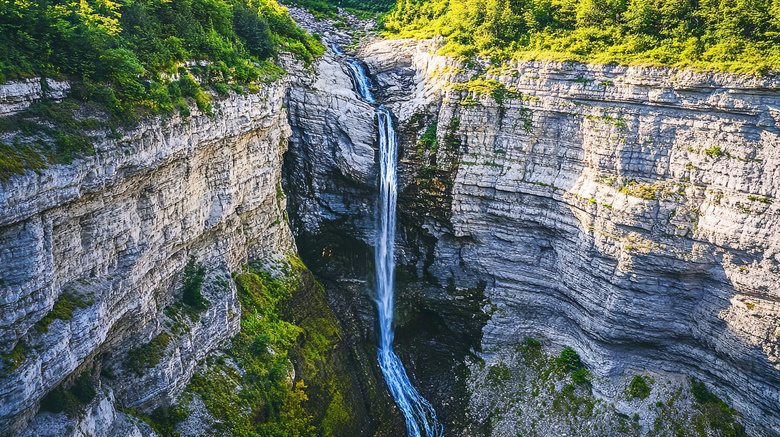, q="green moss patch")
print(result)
[35,293,92,333]
[185,256,357,436]
[1,341,27,376]
[126,332,172,377]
